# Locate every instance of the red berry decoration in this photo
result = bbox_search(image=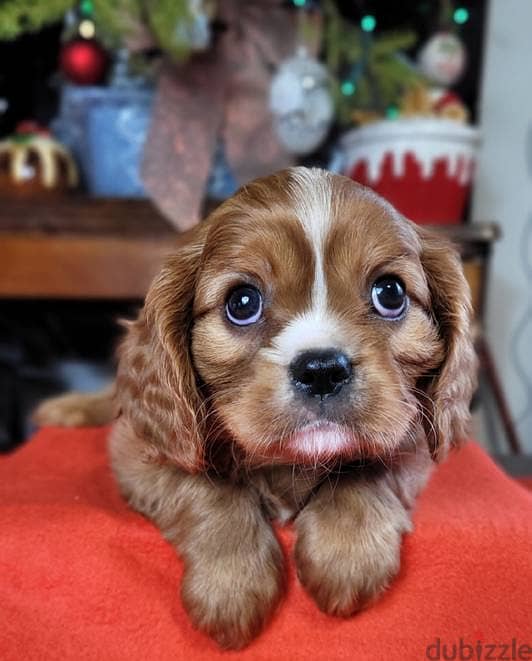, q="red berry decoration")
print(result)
[59,38,109,85]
